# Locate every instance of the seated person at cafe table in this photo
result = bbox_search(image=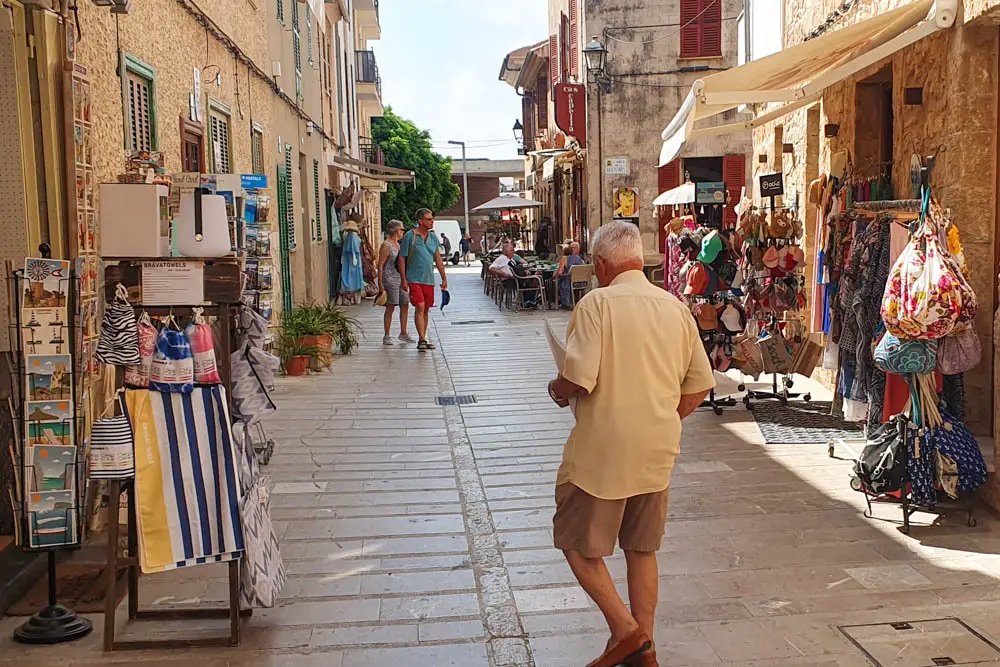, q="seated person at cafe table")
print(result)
[490,243,539,308]
[554,241,585,308]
